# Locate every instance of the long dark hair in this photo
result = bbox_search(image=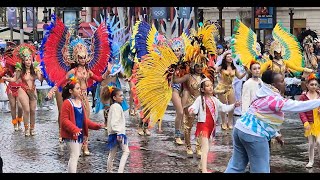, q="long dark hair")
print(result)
[220,52,236,70]
[21,58,36,77]
[69,62,89,71]
[101,86,122,105]
[62,82,77,101]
